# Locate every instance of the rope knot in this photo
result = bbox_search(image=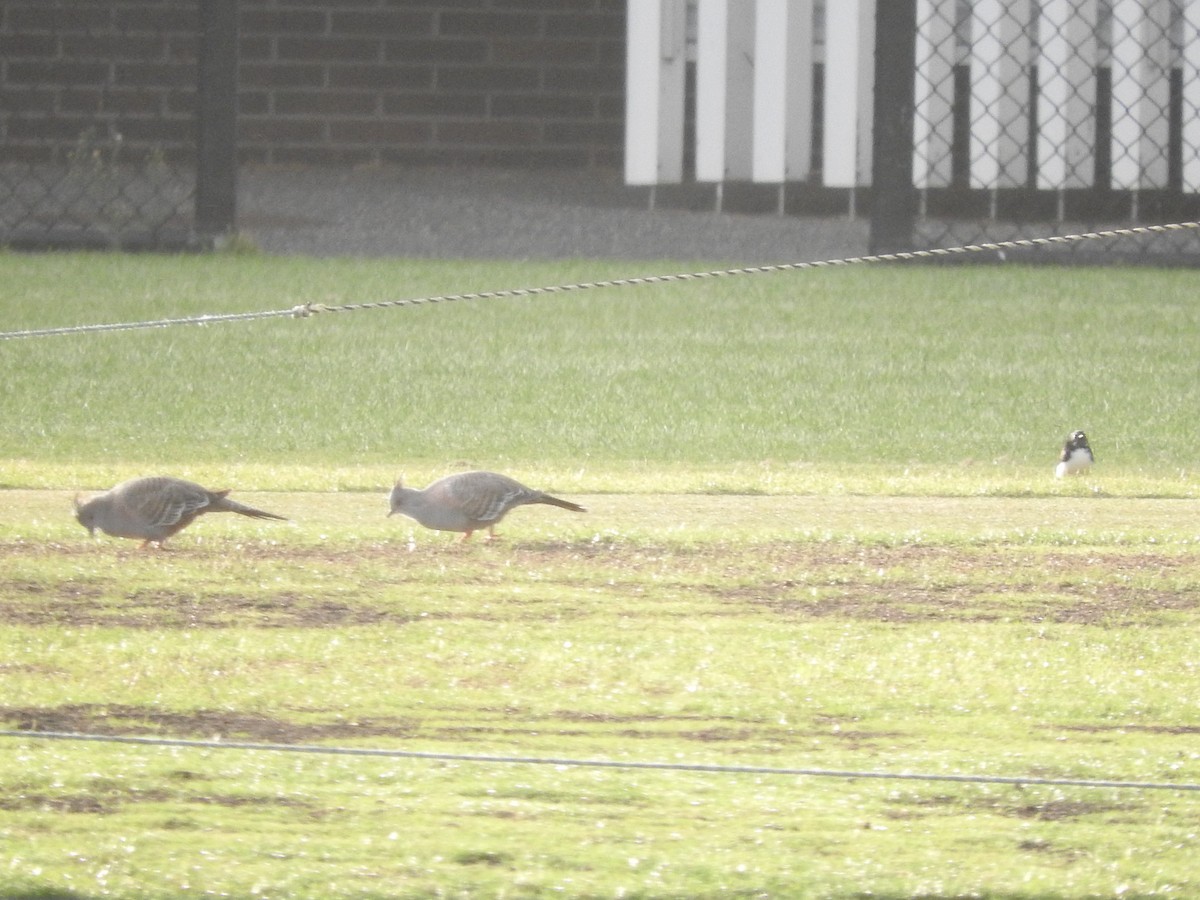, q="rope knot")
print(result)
[291,303,328,319]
